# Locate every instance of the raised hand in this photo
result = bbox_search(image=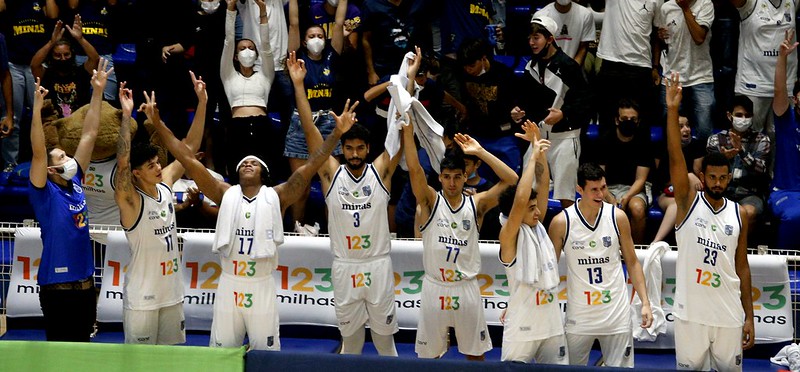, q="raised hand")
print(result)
[406,46,422,80]
[664,72,682,109]
[781,29,798,57]
[91,57,114,90]
[286,51,307,84]
[454,133,483,155]
[514,119,541,143]
[138,91,161,125]
[119,82,134,115]
[33,77,49,111]
[333,99,359,134]
[189,71,207,103]
[65,14,84,41]
[50,20,65,44]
